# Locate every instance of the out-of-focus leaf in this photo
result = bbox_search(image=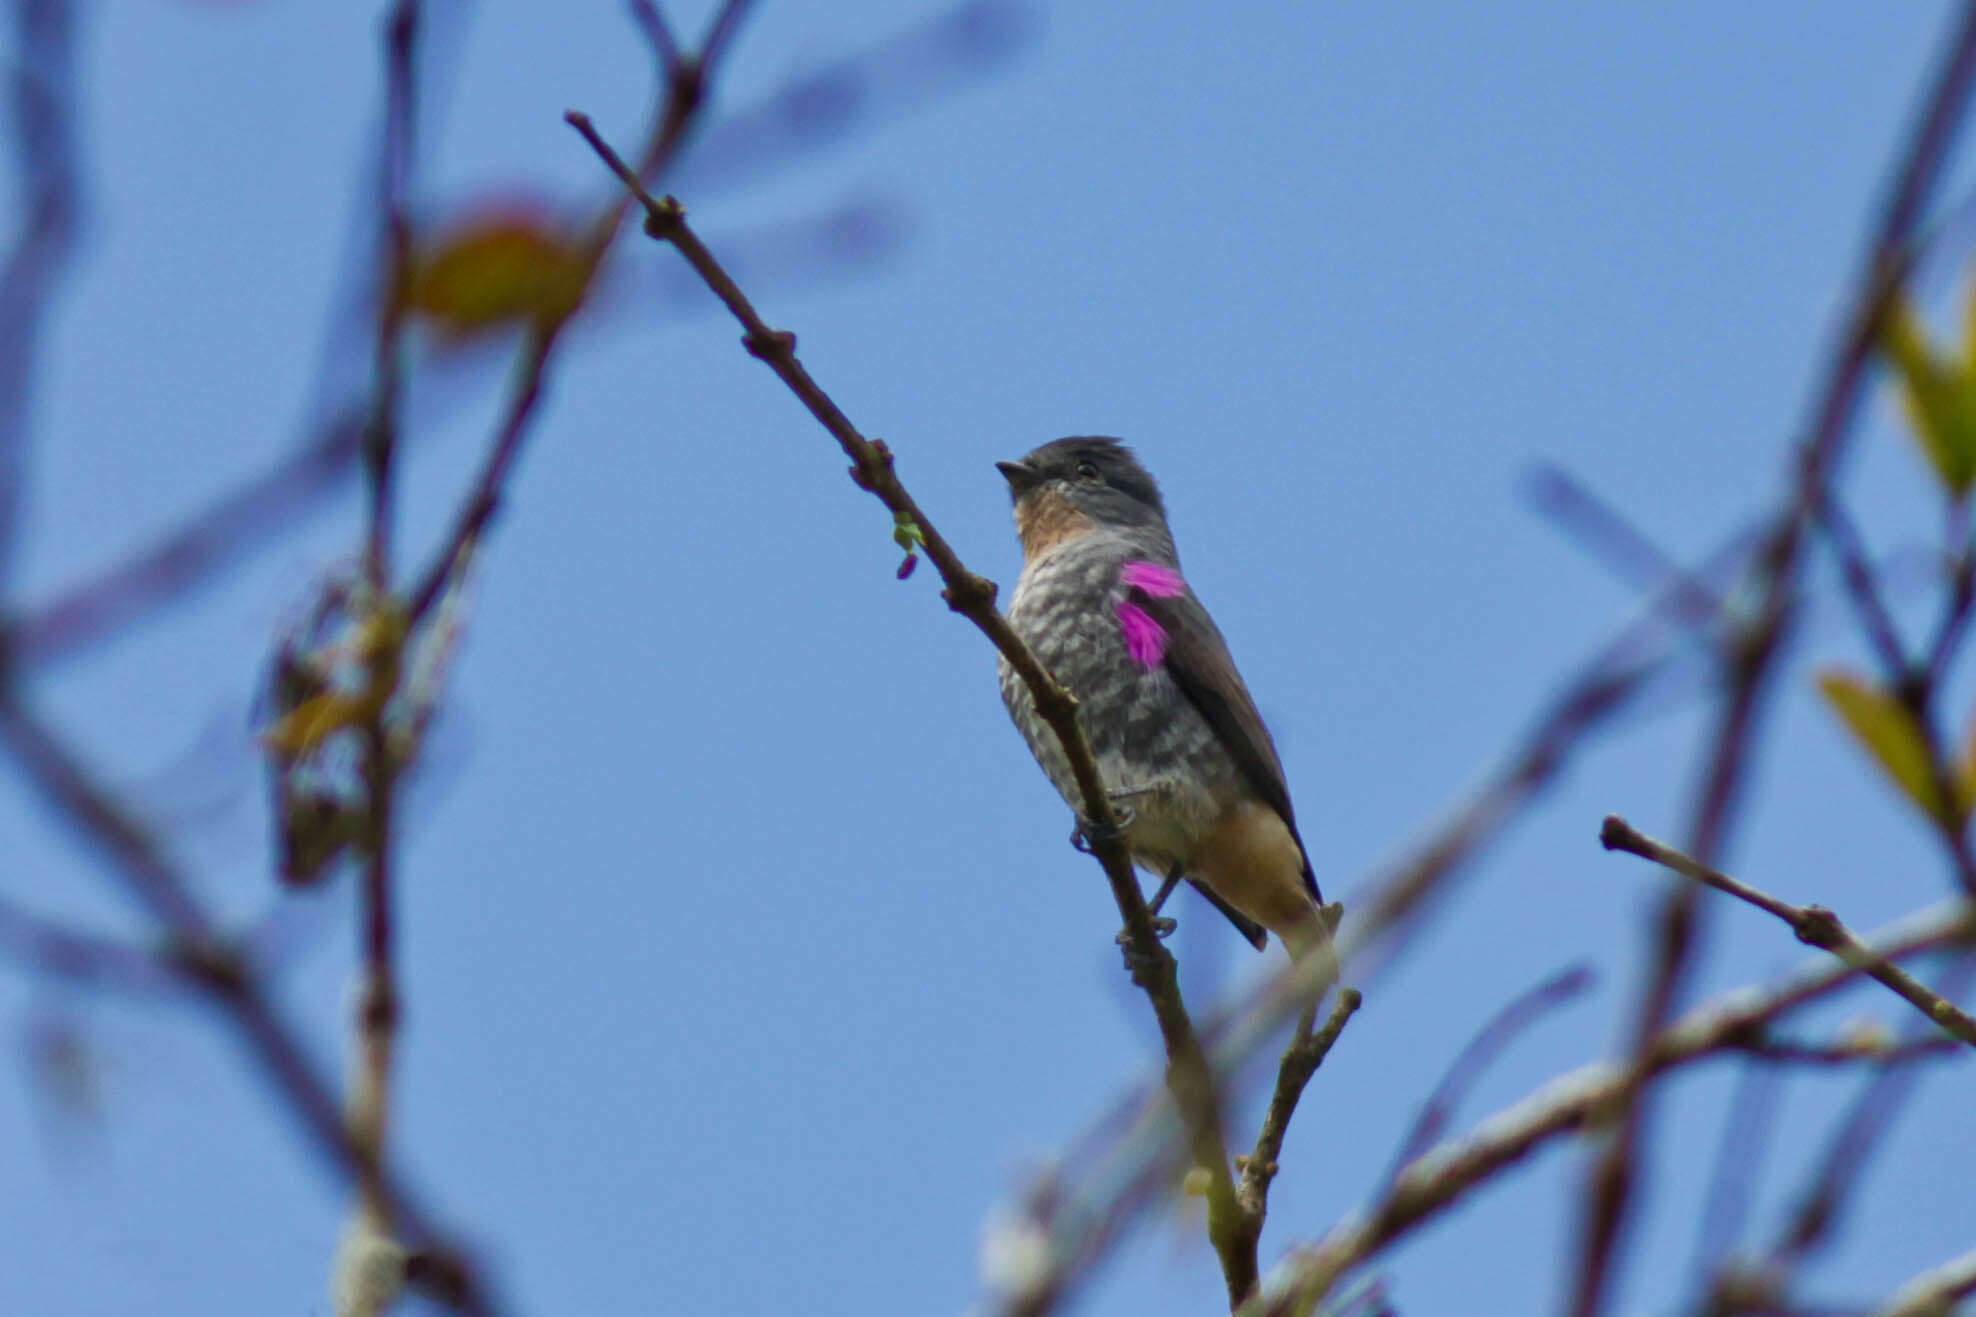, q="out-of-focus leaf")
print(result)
[405,214,592,338]
[1881,298,1976,498]
[262,691,373,760]
[1818,669,1968,827]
